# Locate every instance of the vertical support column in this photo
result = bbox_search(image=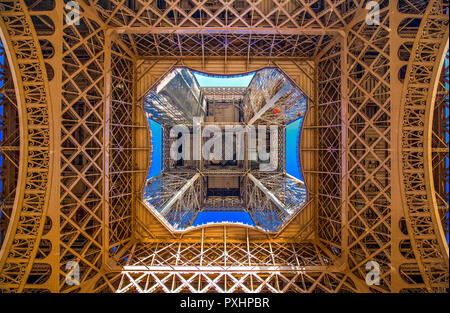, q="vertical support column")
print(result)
[312,57,320,242]
[279,125,286,173]
[103,29,112,266]
[389,5,407,292]
[162,126,171,172]
[132,47,138,242]
[224,226,227,267]
[199,228,204,291]
[246,228,253,291]
[43,0,64,292]
[340,34,349,265]
[198,121,203,172]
